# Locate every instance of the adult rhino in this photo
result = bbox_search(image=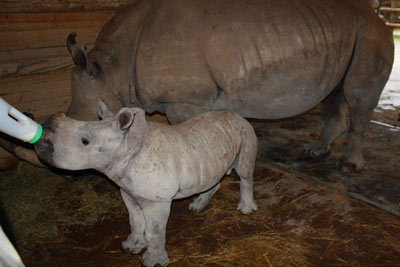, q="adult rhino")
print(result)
[5,0,395,172]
